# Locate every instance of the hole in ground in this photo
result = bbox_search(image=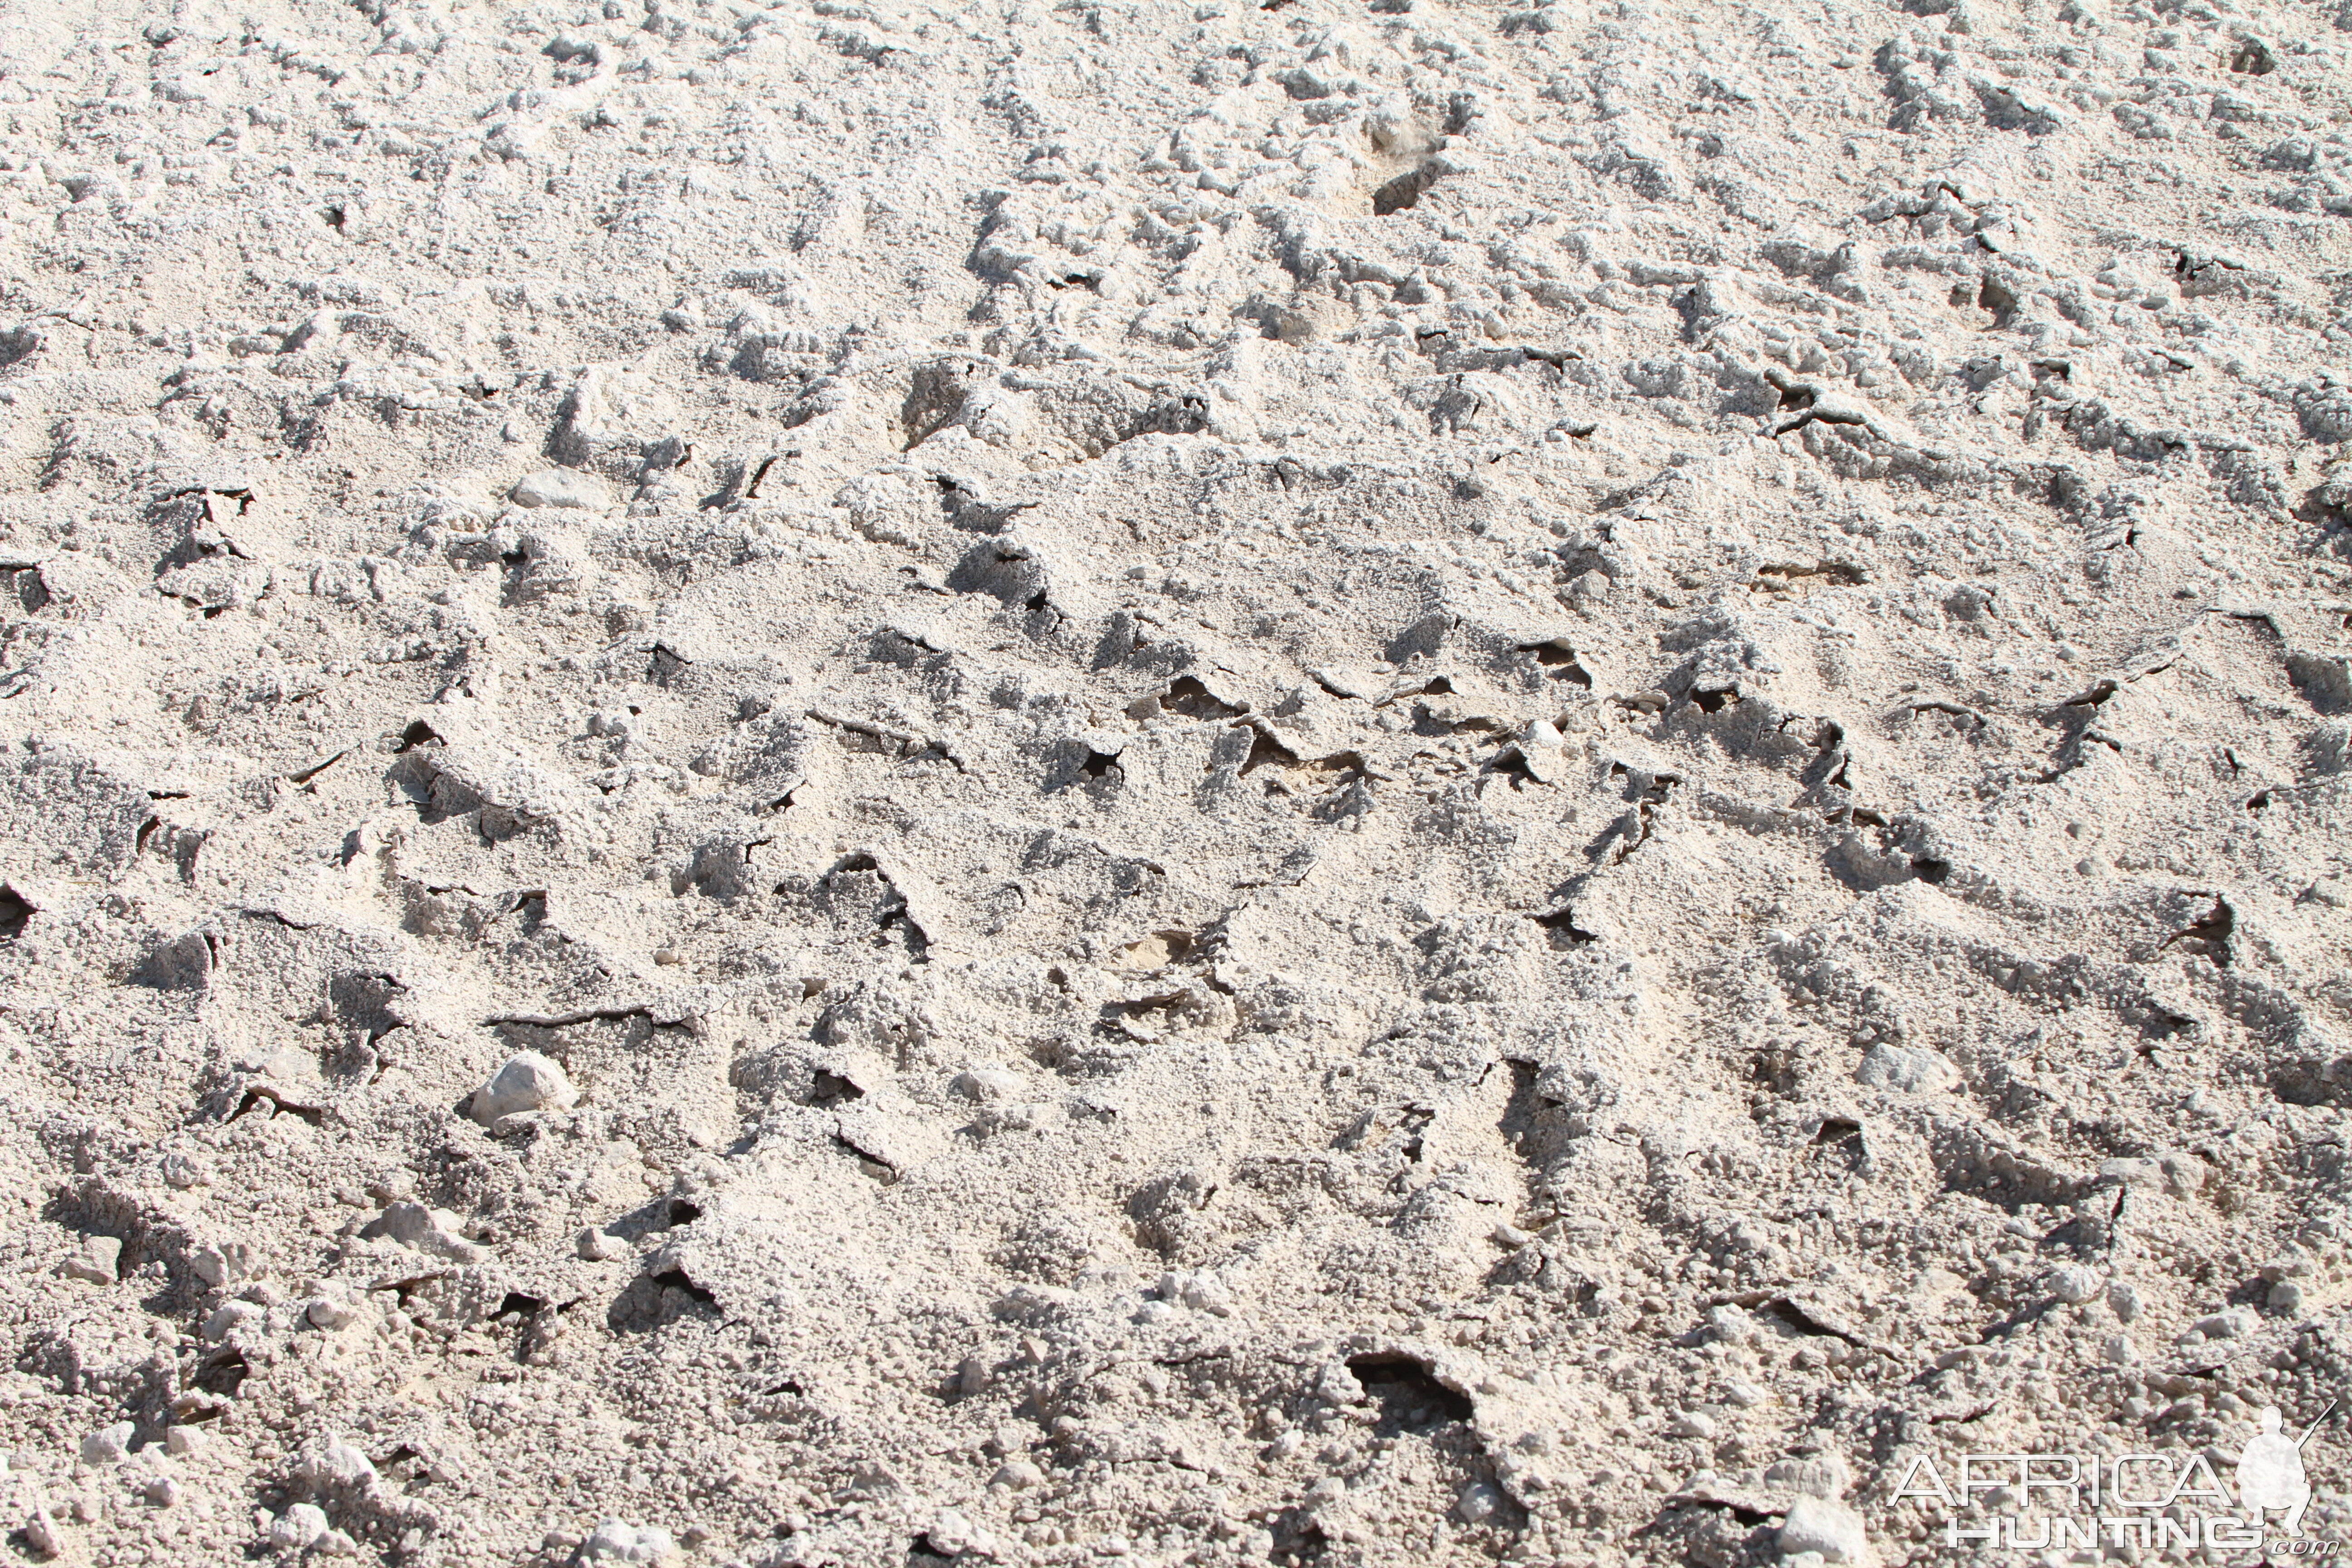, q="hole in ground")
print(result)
[1372,163,1439,216]
[1345,1353,1475,1428]
[808,1070,864,1108]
